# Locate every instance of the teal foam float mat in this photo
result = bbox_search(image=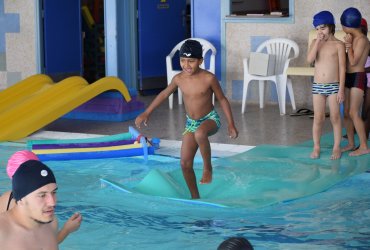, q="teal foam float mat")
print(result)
[102,133,370,208]
[296,128,360,148]
[100,176,227,208]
